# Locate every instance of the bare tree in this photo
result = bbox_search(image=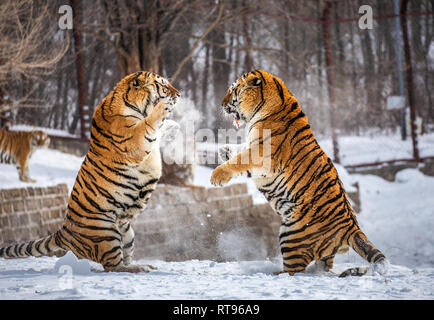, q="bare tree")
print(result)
[0,0,69,115]
[101,0,189,76]
[3,0,433,148]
